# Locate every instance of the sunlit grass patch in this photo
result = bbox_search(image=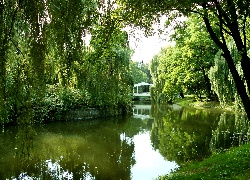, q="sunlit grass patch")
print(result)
[159,143,250,179]
[175,96,196,107]
[175,96,234,112]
